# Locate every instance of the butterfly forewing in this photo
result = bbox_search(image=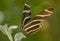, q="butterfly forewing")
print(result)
[21,0,31,28]
[21,0,54,35]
